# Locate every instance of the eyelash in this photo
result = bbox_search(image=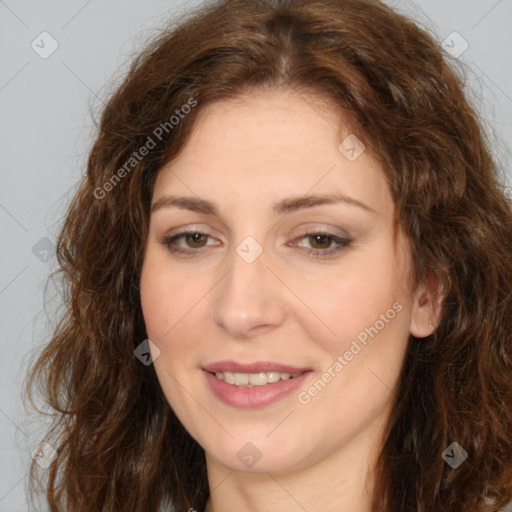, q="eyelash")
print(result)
[161,230,352,259]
